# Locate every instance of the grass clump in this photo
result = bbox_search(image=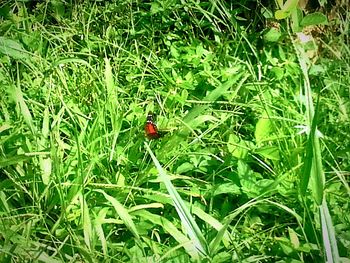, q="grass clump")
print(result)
[0,1,349,262]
